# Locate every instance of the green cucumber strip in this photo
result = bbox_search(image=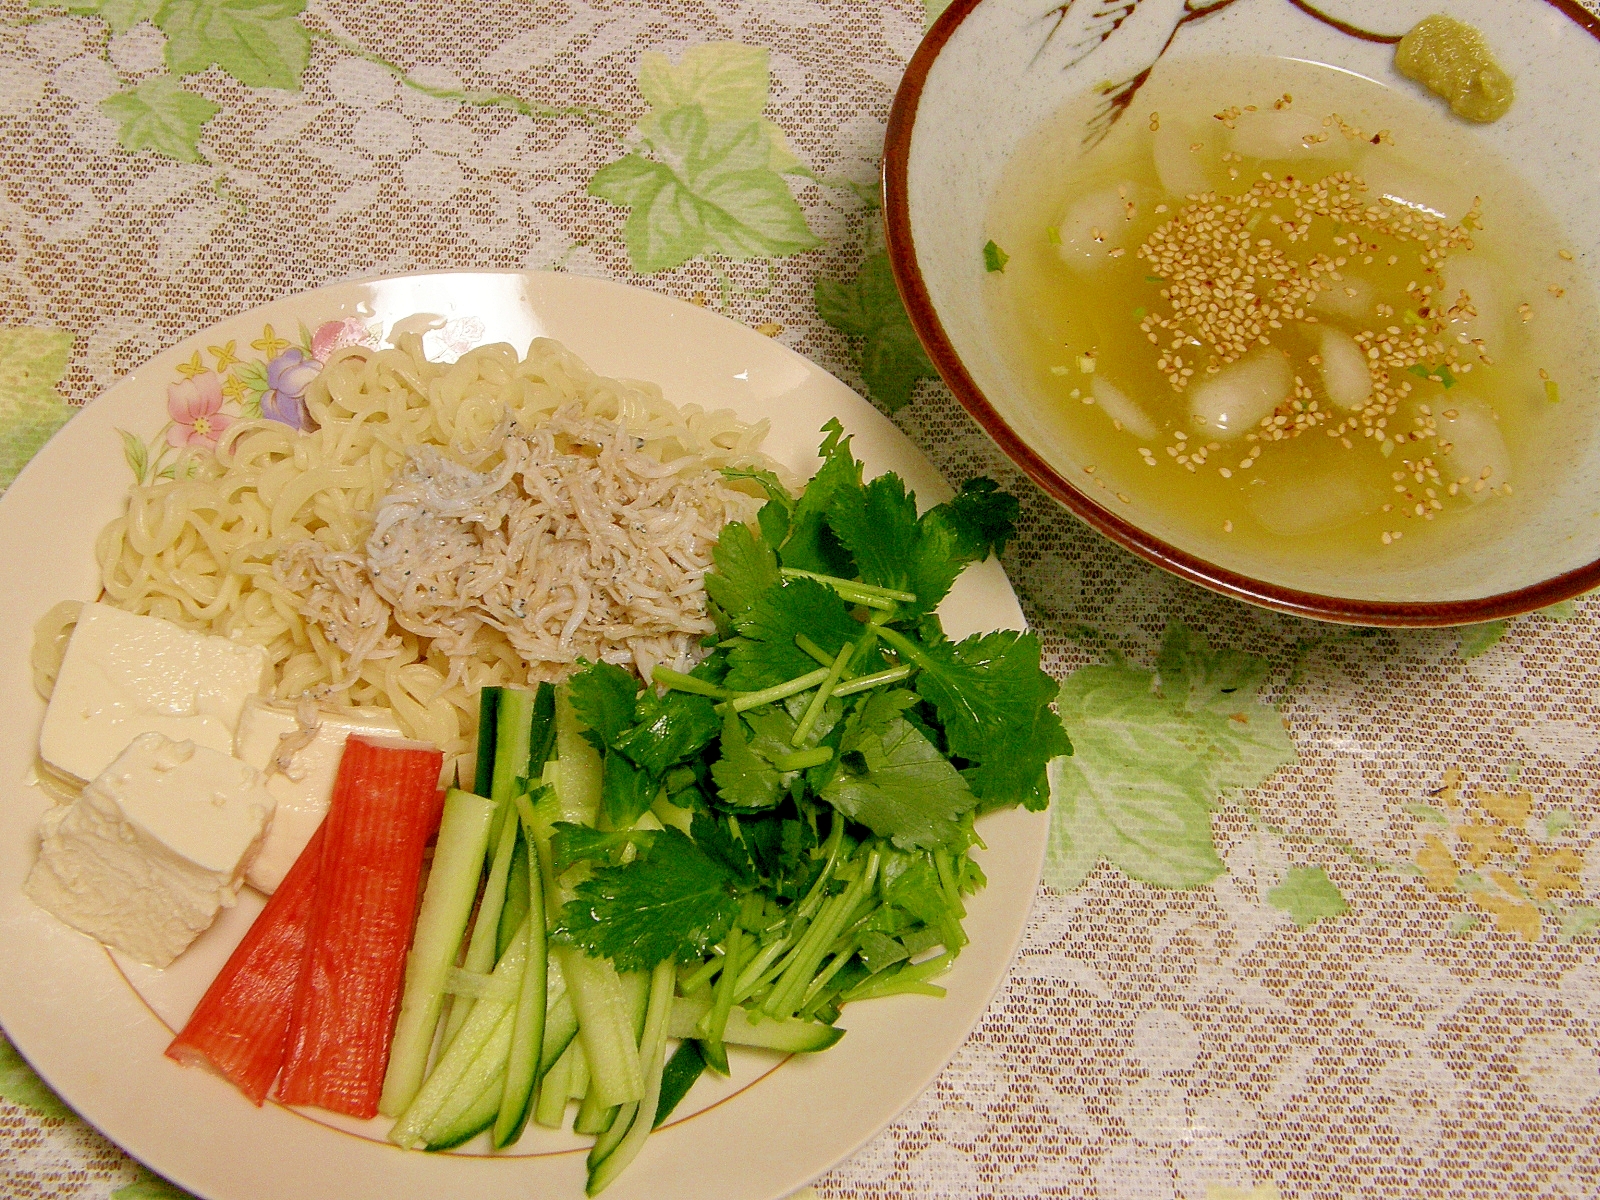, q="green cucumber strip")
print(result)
[491,687,540,806]
[528,681,558,775]
[552,686,603,826]
[534,1040,577,1130]
[556,945,645,1108]
[473,687,501,798]
[541,991,579,1076]
[424,1070,503,1151]
[423,1003,518,1145]
[652,1040,706,1129]
[573,1086,616,1135]
[497,833,531,961]
[567,1038,591,1100]
[443,967,518,1003]
[389,921,529,1149]
[586,959,677,1195]
[443,807,522,1047]
[667,998,844,1053]
[493,795,551,1149]
[379,788,497,1118]
[586,1097,638,1168]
